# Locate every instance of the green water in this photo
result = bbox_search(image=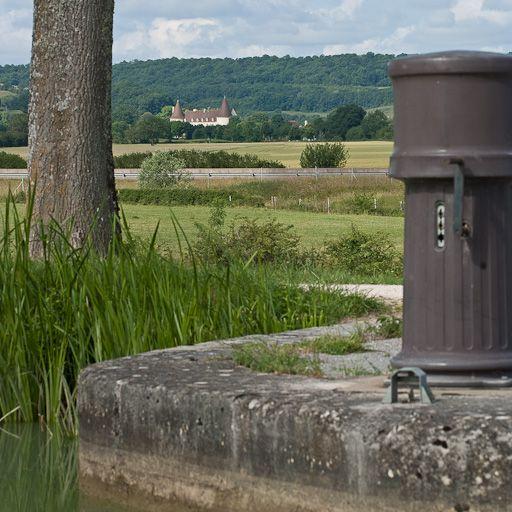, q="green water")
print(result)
[0,425,77,512]
[0,425,190,512]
